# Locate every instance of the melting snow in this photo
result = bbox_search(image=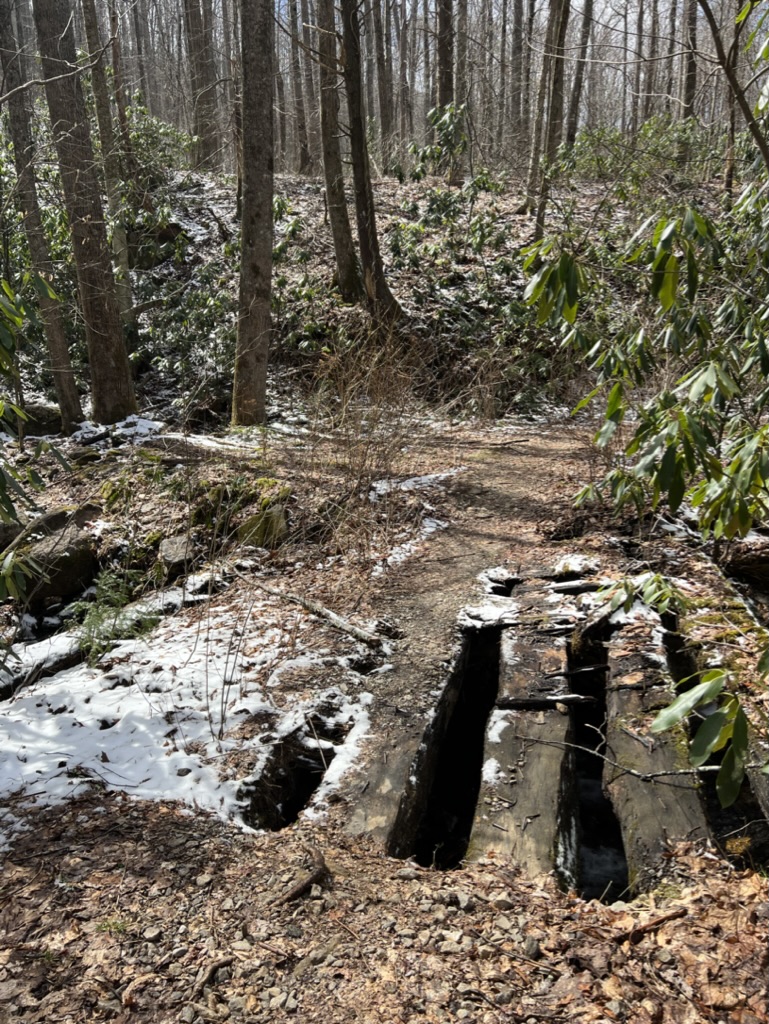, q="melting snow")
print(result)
[0,596,372,851]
